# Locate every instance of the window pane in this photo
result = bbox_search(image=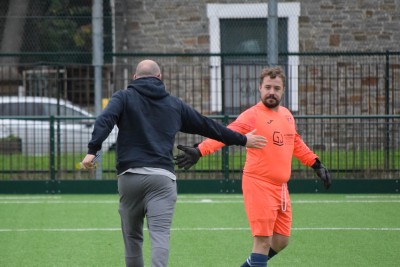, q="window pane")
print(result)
[221,19,267,54]
[220,18,288,113]
[45,104,86,116]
